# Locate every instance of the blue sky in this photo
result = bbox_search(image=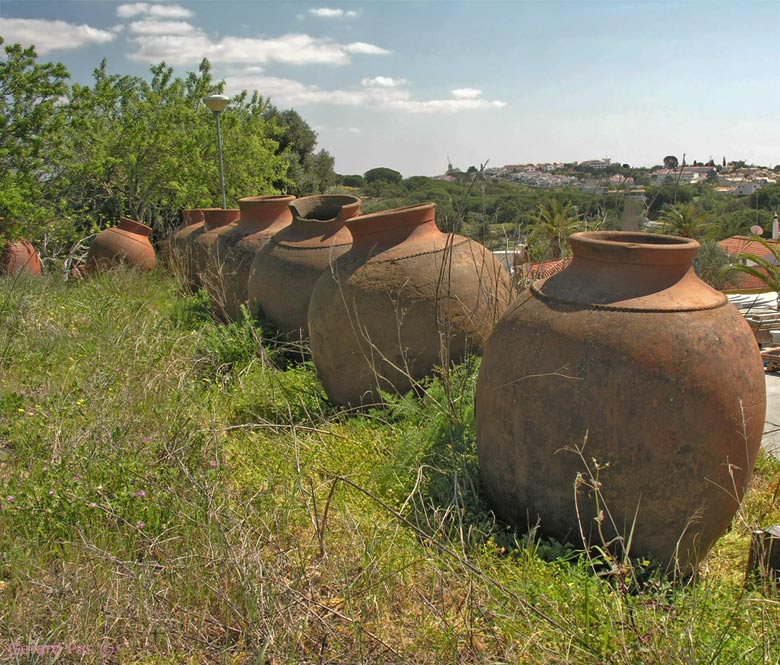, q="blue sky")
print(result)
[1,0,779,176]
